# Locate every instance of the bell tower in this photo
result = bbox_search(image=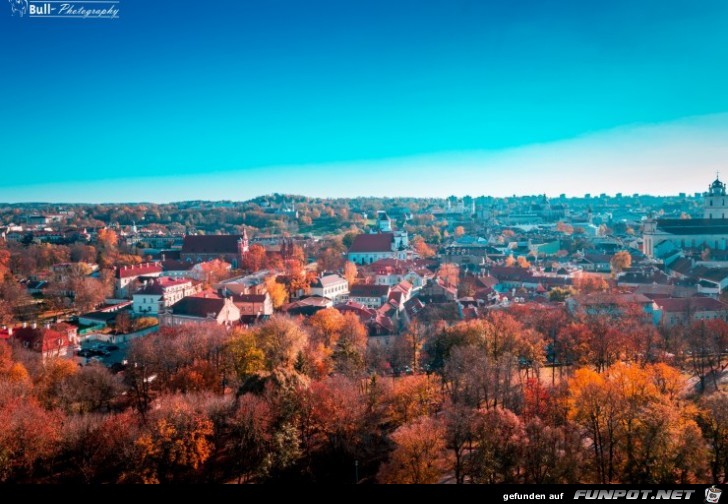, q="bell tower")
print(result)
[237,227,249,267]
[705,174,728,219]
